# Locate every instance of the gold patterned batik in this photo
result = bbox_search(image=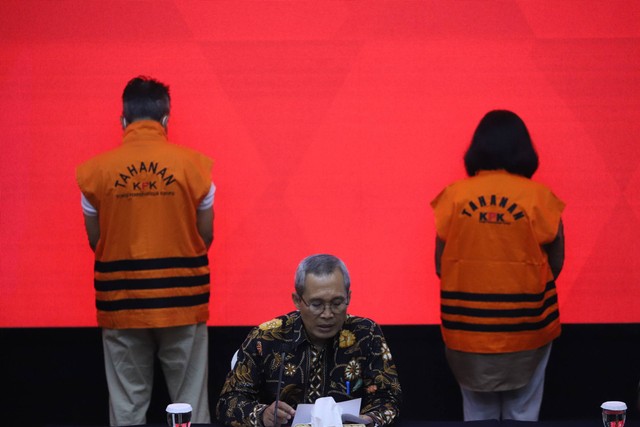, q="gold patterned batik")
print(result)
[216,311,402,427]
